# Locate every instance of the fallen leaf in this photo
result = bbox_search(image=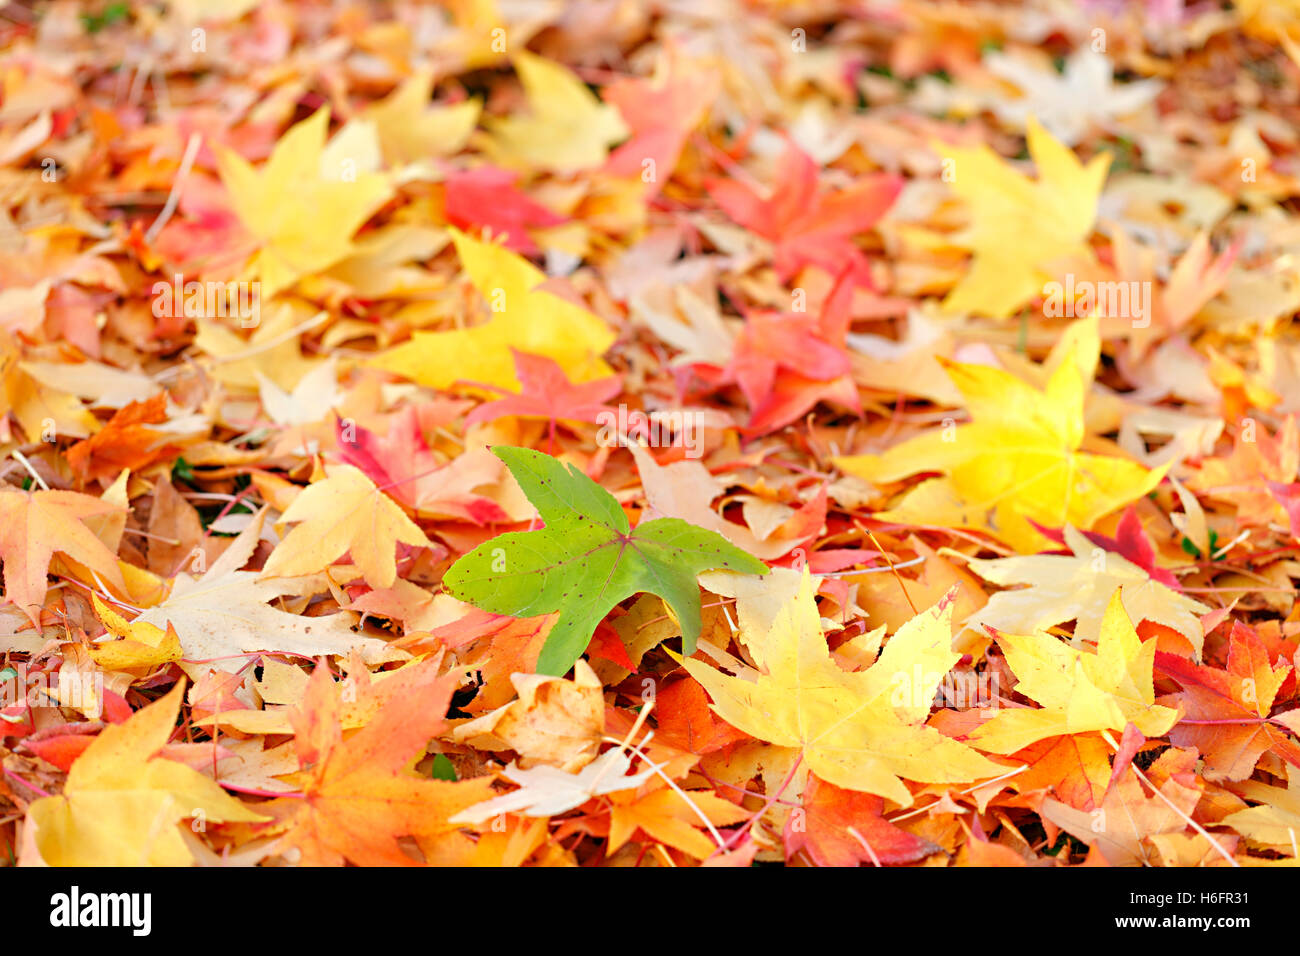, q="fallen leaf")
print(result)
[445,446,767,675]
[967,591,1179,754]
[260,464,434,589]
[932,118,1109,318]
[1157,621,1300,781]
[958,524,1208,659]
[681,572,1005,807]
[452,659,605,771]
[271,657,494,865]
[369,228,615,391]
[785,775,941,866]
[216,108,393,298]
[0,486,126,624]
[484,52,629,173]
[836,317,1166,552]
[23,681,265,866]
